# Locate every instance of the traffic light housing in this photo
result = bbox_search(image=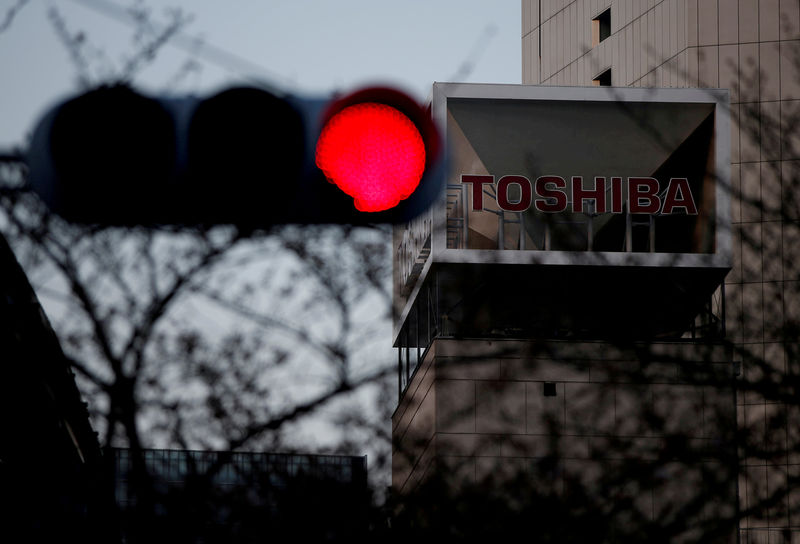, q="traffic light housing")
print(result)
[27,83,443,227]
